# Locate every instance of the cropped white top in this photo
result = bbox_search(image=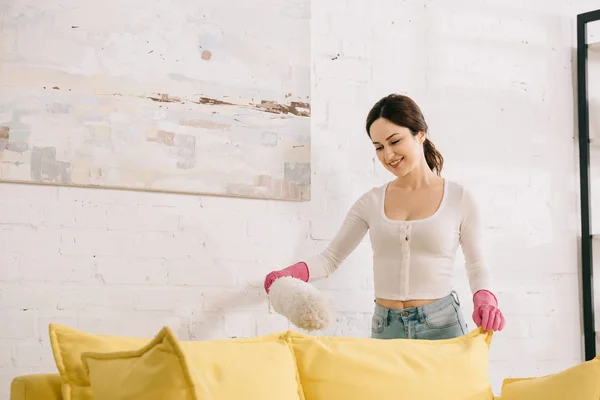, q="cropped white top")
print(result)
[304,179,491,300]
